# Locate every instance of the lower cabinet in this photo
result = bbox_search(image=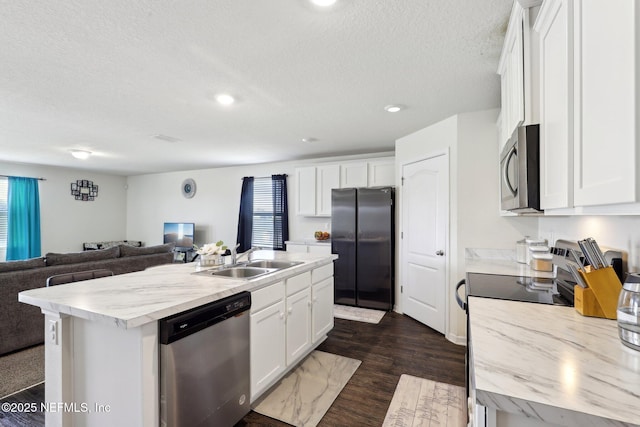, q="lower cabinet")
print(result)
[250,265,334,403]
[312,277,334,343]
[286,287,312,365]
